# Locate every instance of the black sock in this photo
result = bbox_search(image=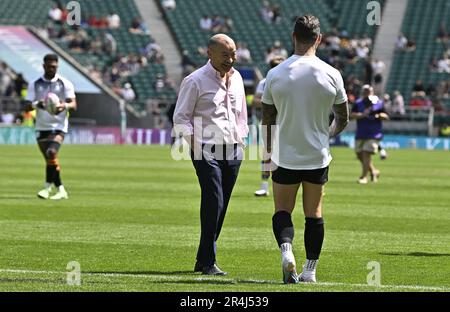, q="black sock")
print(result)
[272,211,294,247]
[304,217,324,260]
[54,168,62,187]
[46,165,56,184]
